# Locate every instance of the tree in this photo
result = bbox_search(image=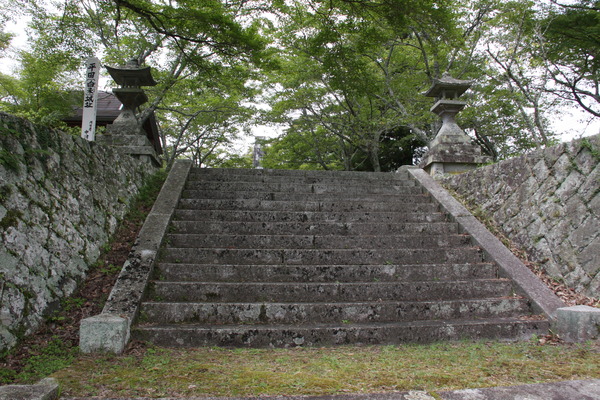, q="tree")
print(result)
[261,0,460,171]
[0,49,82,126]
[1,0,269,165]
[2,0,592,169]
[456,0,562,159]
[541,0,600,117]
[261,123,348,170]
